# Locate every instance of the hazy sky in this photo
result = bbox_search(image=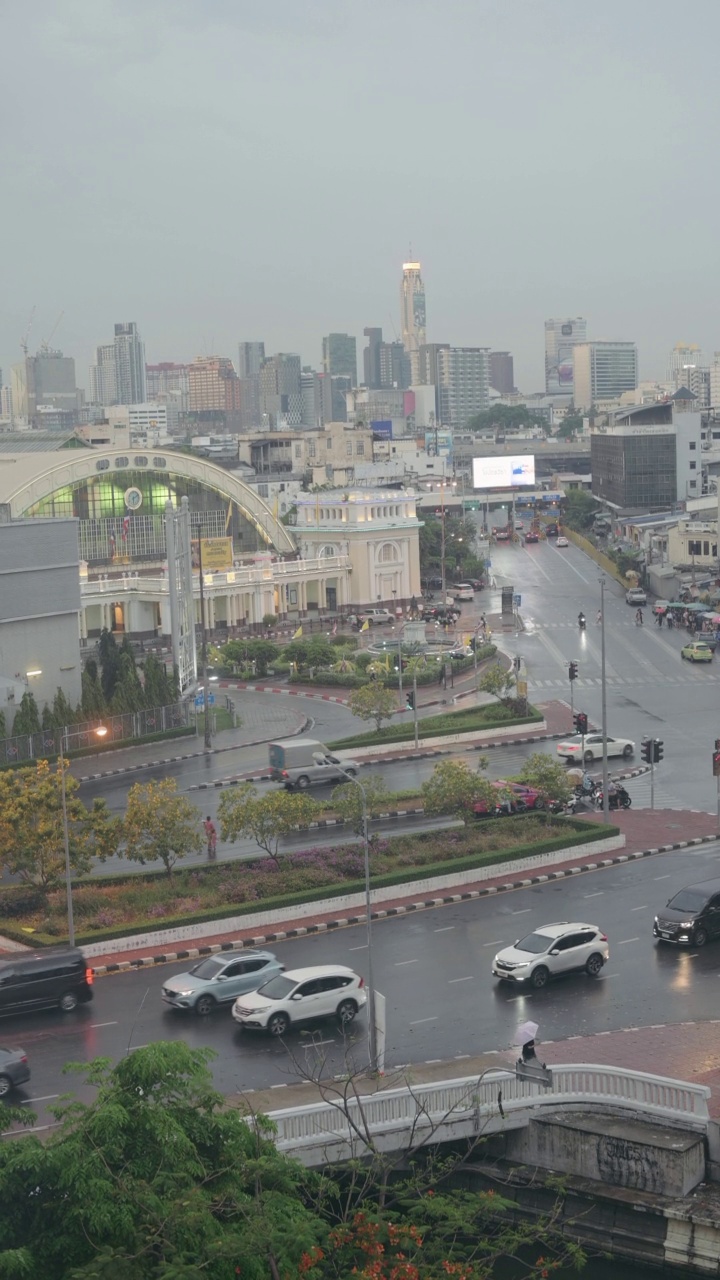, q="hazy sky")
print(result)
[3,0,720,394]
